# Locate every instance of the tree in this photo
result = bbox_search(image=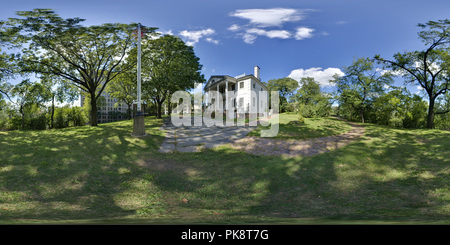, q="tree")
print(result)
[375,19,450,129]
[333,57,393,123]
[265,77,298,112]
[106,69,136,119]
[372,87,427,128]
[0,49,16,105]
[10,79,46,129]
[1,9,156,126]
[294,77,332,117]
[434,91,450,129]
[39,75,79,128]
[139,35,204,118]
